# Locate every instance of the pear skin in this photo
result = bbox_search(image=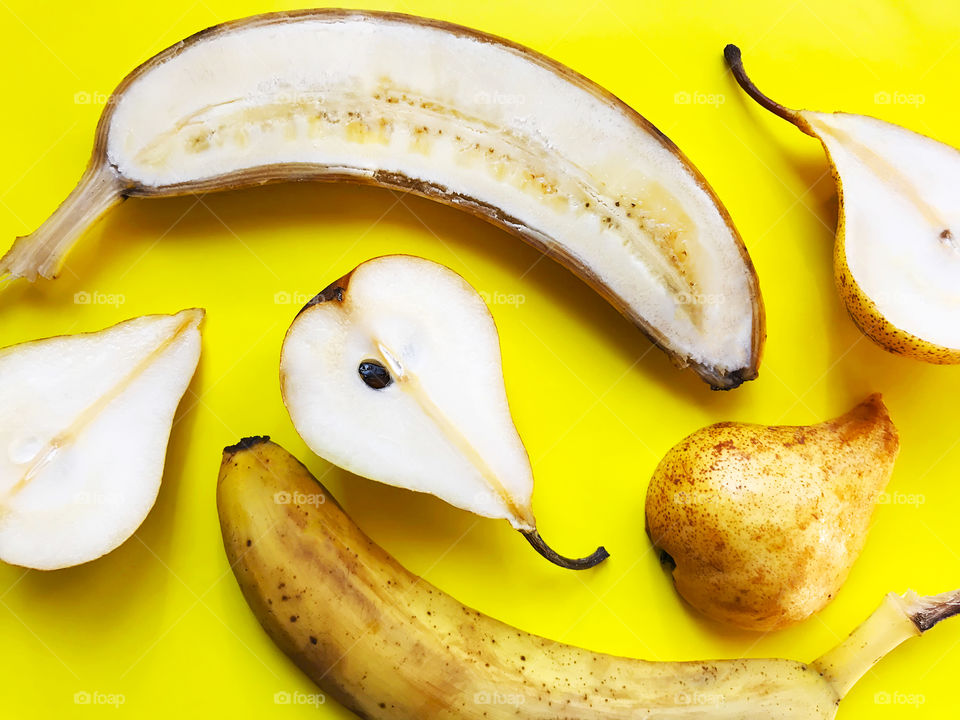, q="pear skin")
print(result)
[835,227,960,364]
[645,394,899,631]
